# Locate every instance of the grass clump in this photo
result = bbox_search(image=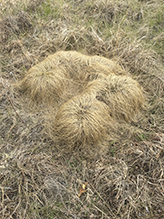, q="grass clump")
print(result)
[0,0,164,218]
[16,65,69,106]
[53,93,112,146]
[16,50,144,148]
[86,74,145,122]
[16,50,126,107]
